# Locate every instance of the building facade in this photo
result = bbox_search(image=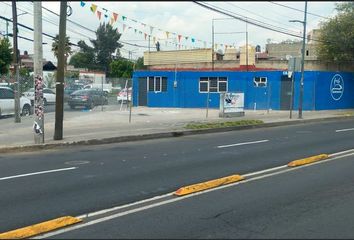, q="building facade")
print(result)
[132,70,354,111]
